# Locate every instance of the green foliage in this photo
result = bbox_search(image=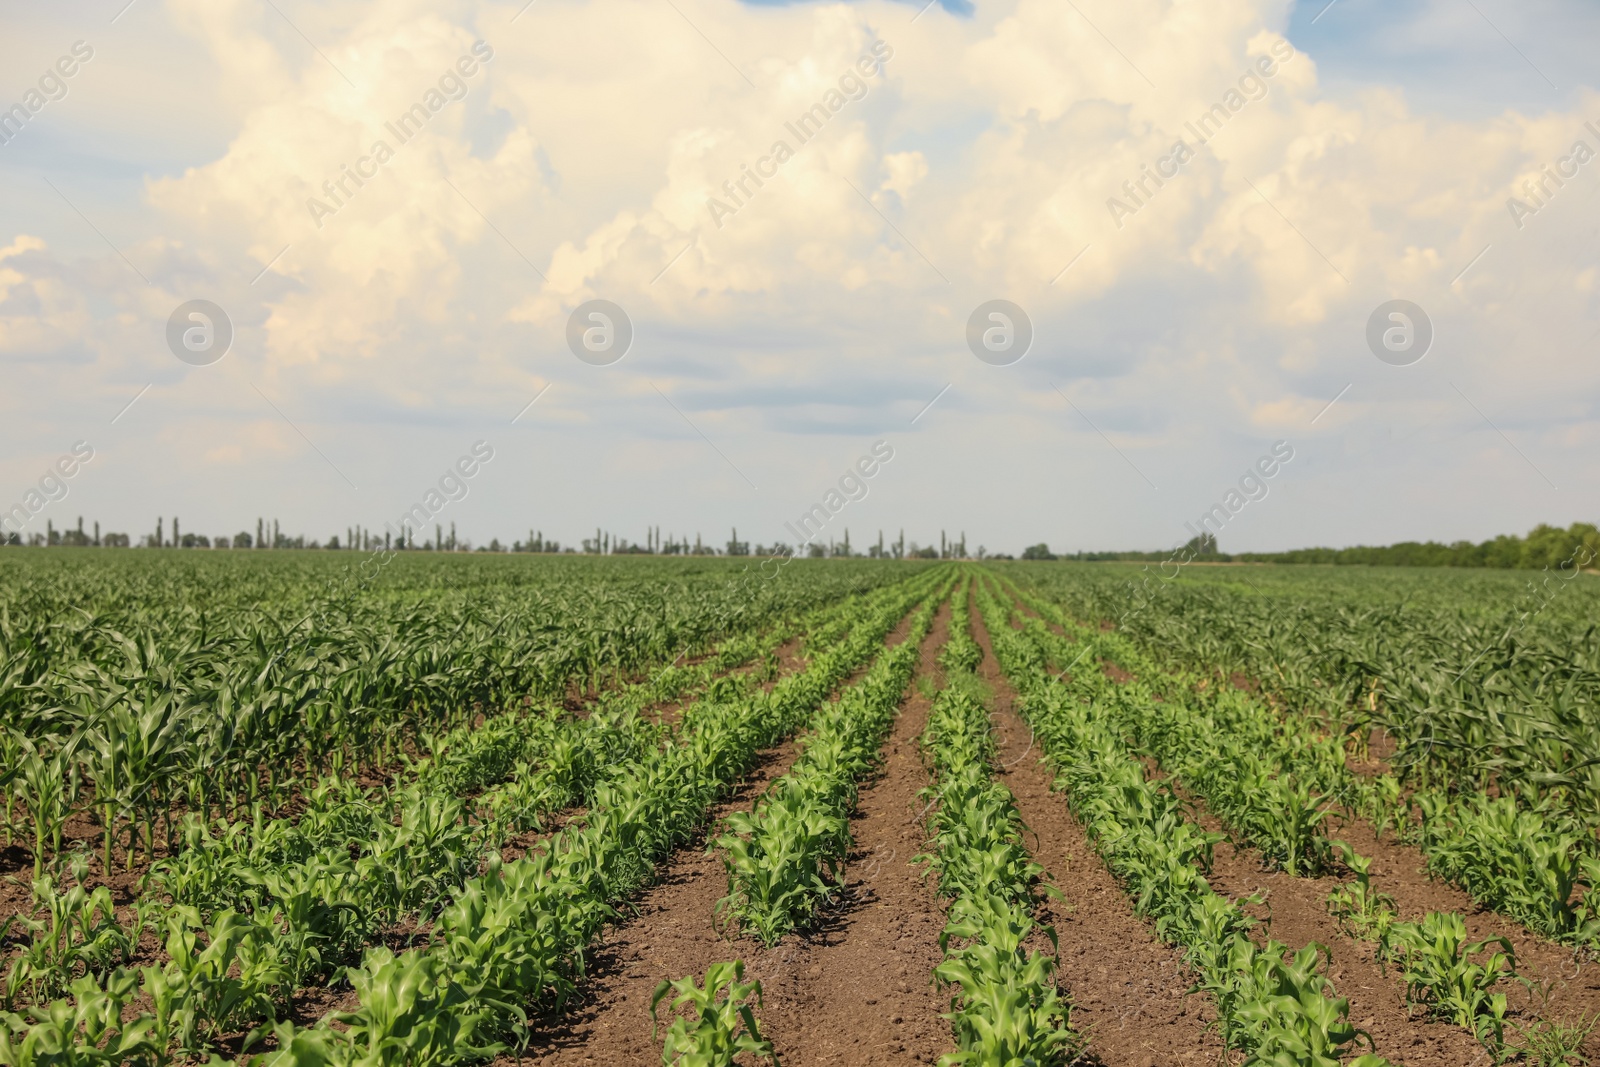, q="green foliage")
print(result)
[0,558,944,1064]
[919,582,1080,1067]
[650,961,778,1067]
[1005,586,1340,877]
[971,576,1390,1067]
[3,875,143,1011]
[1380,911,1519,1050]
[0,971,159,1067]
[1323,844,1396,943]
[1413,792,1600,946]
[1004,562,1600,952]
[713,590,940,943]
[1511,1004,1597,1067]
